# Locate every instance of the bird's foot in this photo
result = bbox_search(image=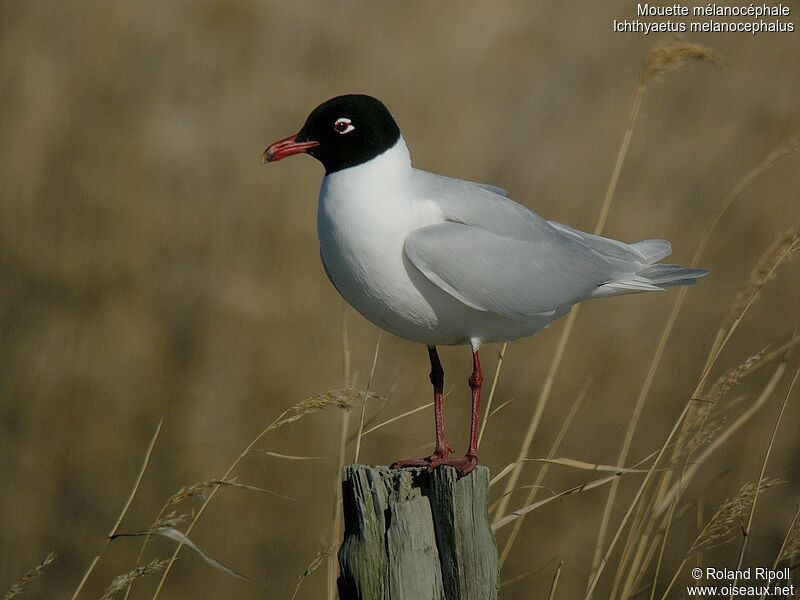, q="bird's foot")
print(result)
[391,452,478,476]
[428,453,478,476]
[390,446,455,470]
